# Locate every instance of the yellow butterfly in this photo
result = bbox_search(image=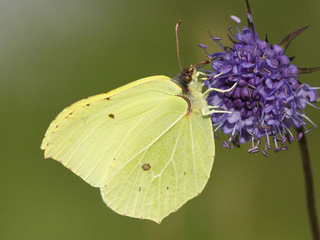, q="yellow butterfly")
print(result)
[41,21,235,223]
